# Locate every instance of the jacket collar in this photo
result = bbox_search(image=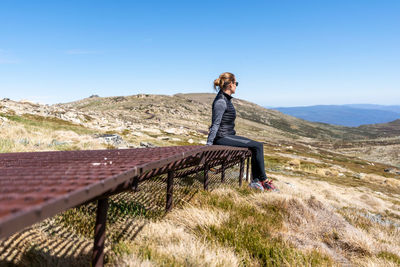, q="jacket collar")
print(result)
[219,90,233,100]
